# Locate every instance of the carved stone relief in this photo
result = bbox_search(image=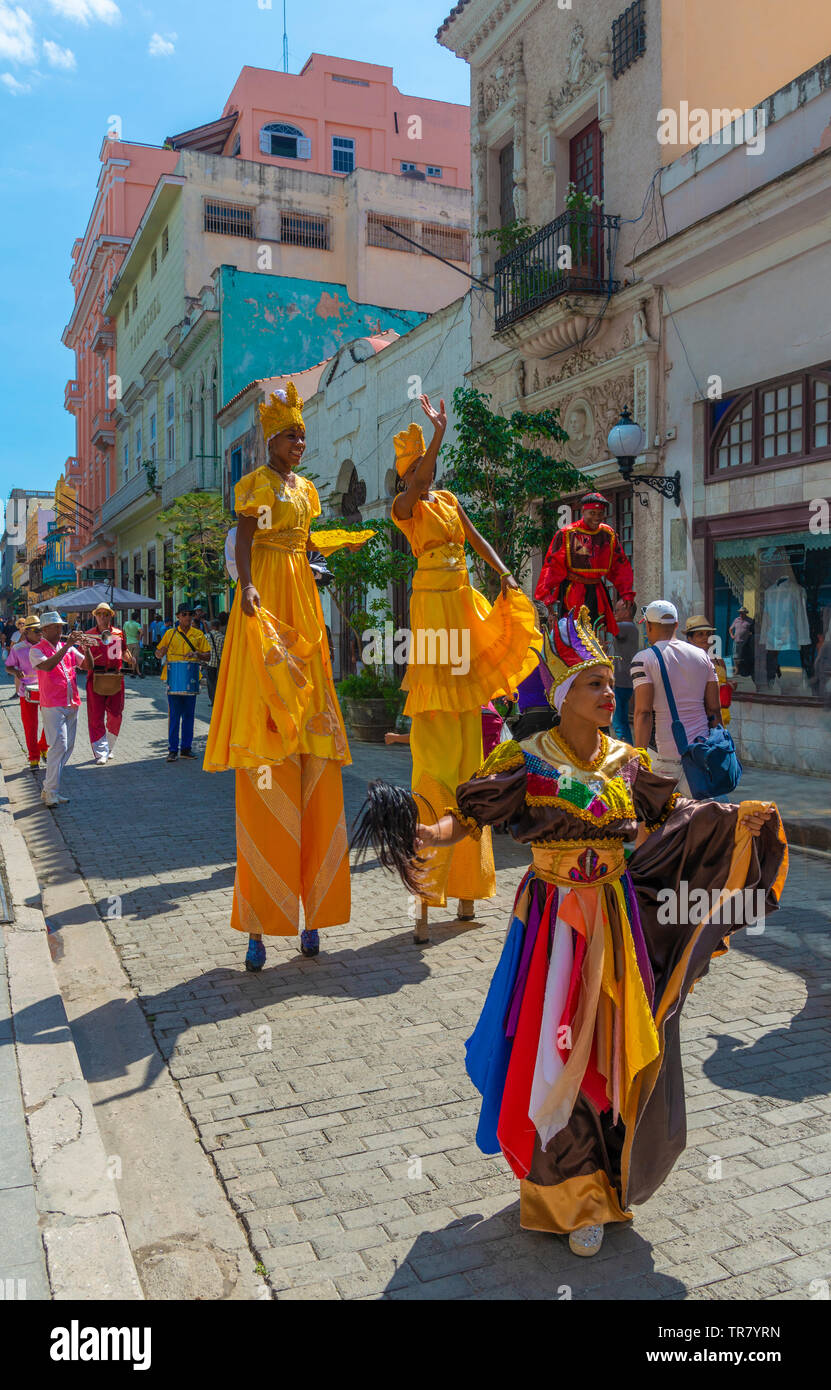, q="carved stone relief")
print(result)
[550,21,602,114]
